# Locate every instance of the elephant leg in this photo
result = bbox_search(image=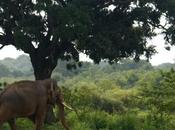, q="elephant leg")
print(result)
[35,107,46,130]
[0,112,3,130]
[8,118,17,130]
[0,107,9,130]
[0,122,2,130]
[45,105,56,124]
[28,114,36,123]
[35,114,44,130]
